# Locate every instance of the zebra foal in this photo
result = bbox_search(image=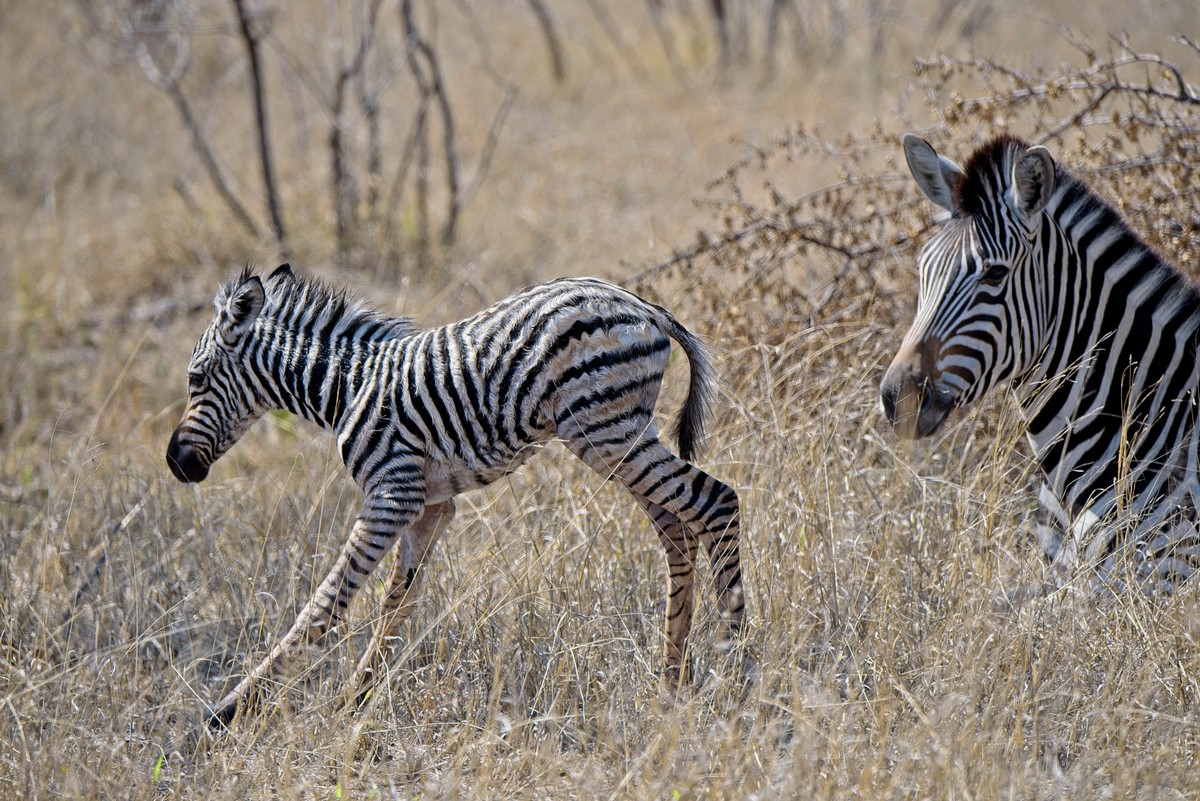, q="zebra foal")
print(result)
[167,265,743,728]
[882,133,1200,592]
